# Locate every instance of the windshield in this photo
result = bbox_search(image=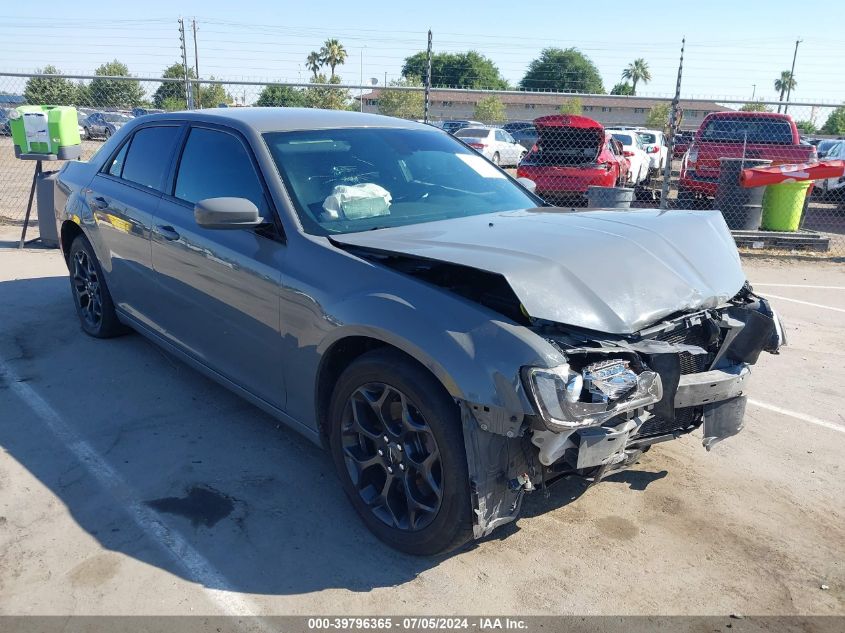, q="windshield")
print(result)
[699,116,794,144]
[264,127,537,235]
